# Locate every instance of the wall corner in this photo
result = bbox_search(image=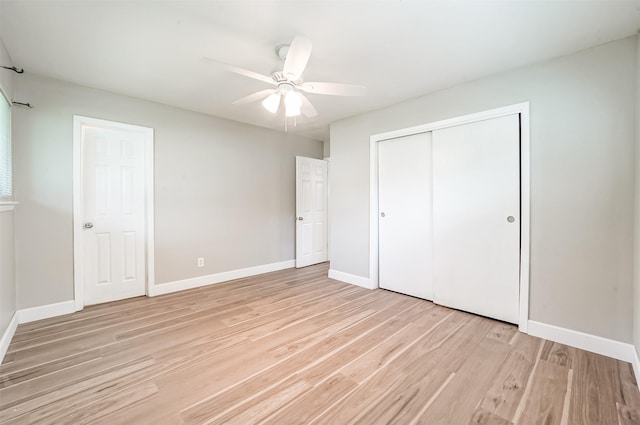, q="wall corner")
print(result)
[632,33,640,367]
